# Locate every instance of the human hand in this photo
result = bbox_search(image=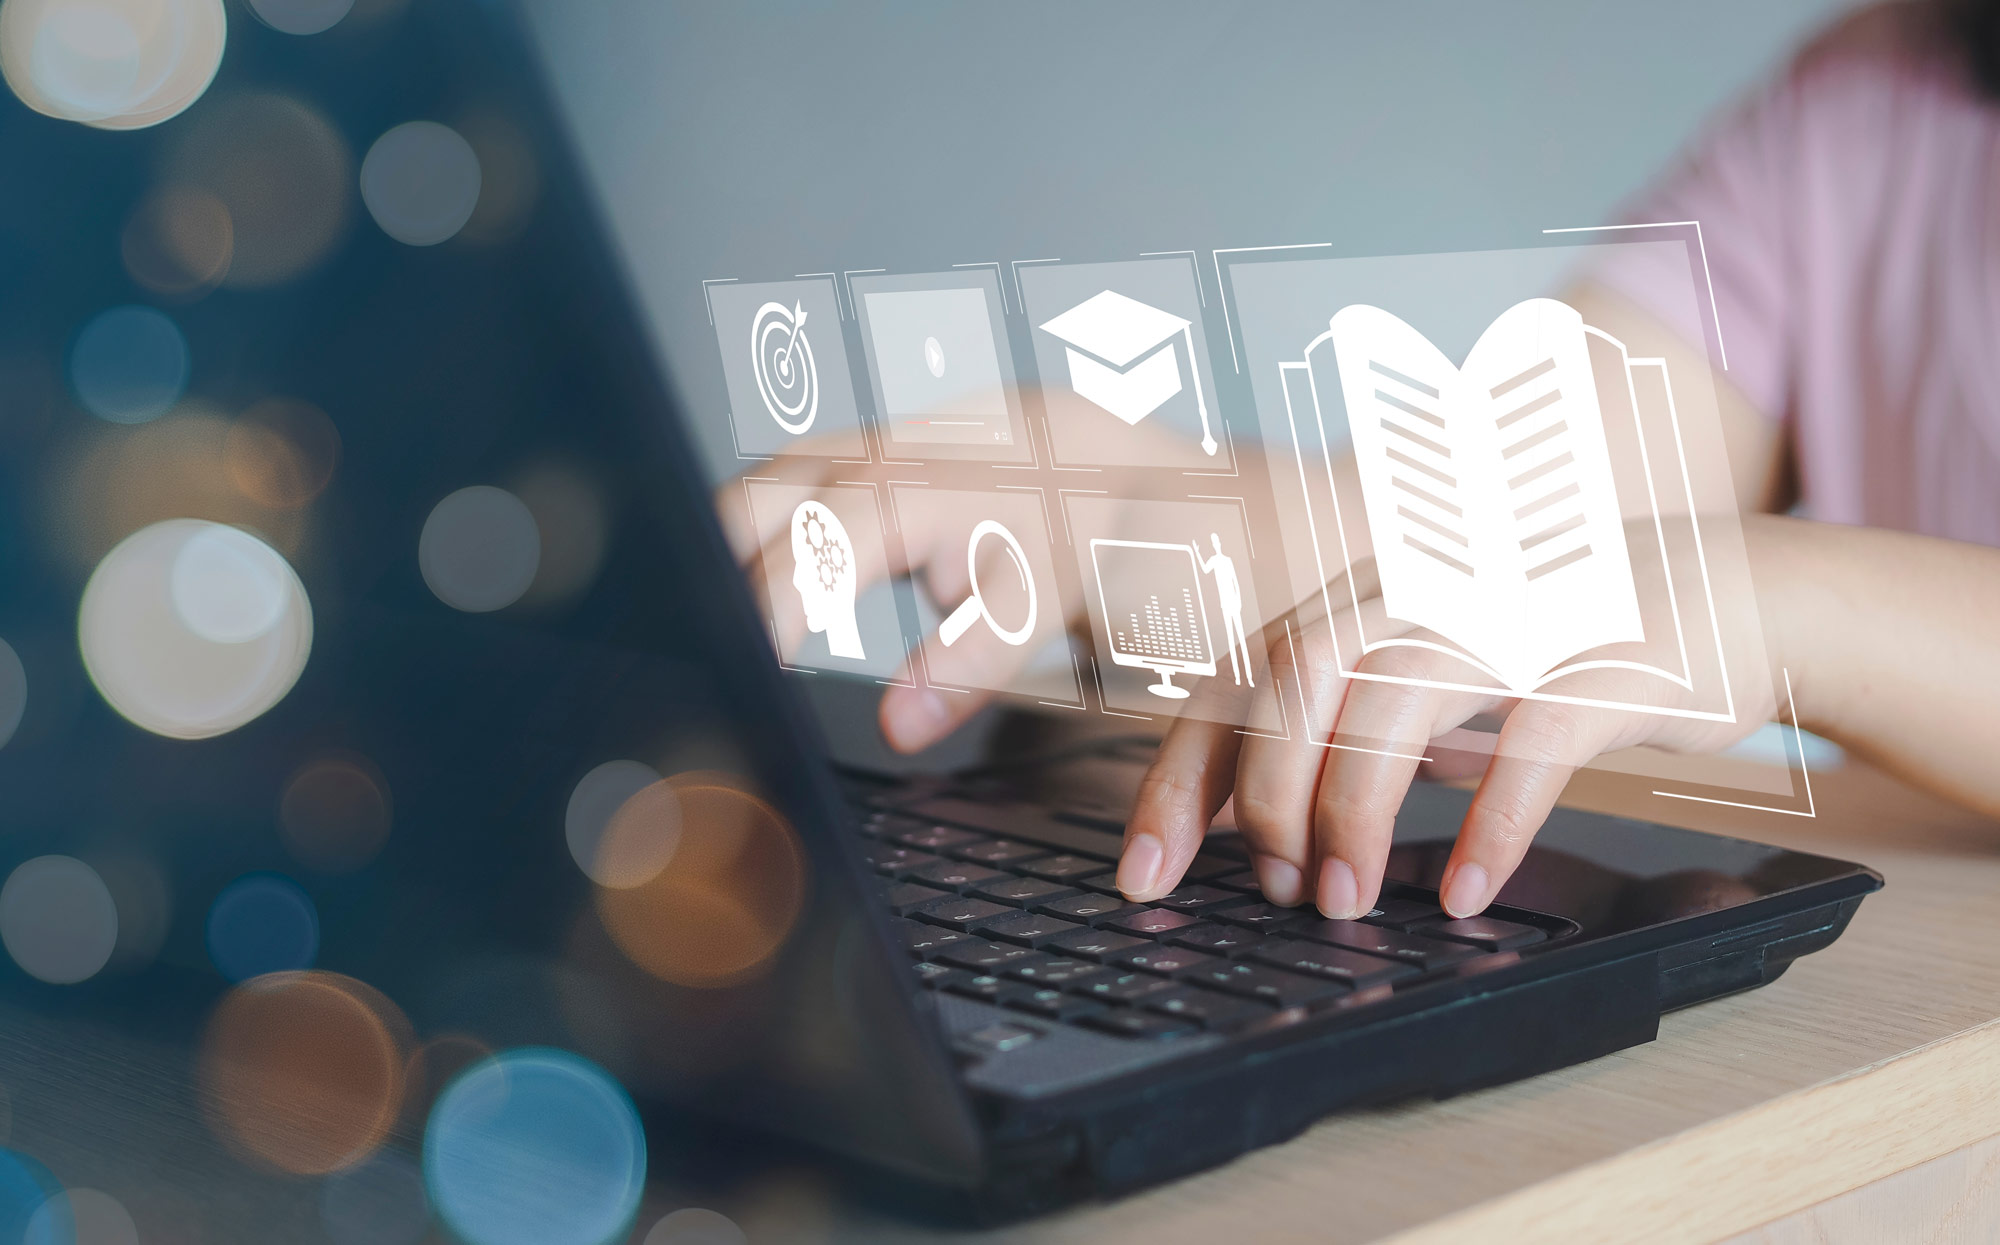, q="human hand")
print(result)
[1115,514,1781,919]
